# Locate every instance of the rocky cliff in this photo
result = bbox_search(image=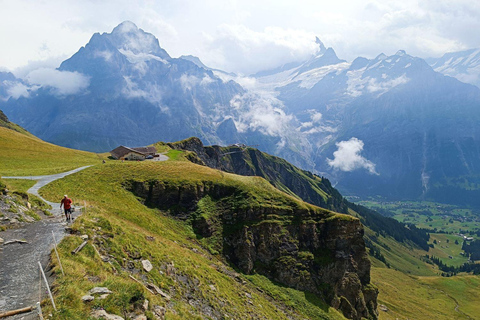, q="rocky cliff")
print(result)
[168,137,348,213]
[168,137,430,250]
[125,178,378,319]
